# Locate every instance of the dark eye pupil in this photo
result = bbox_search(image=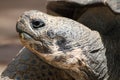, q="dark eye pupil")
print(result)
[33,21,40,26]
[32,19,45,28]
